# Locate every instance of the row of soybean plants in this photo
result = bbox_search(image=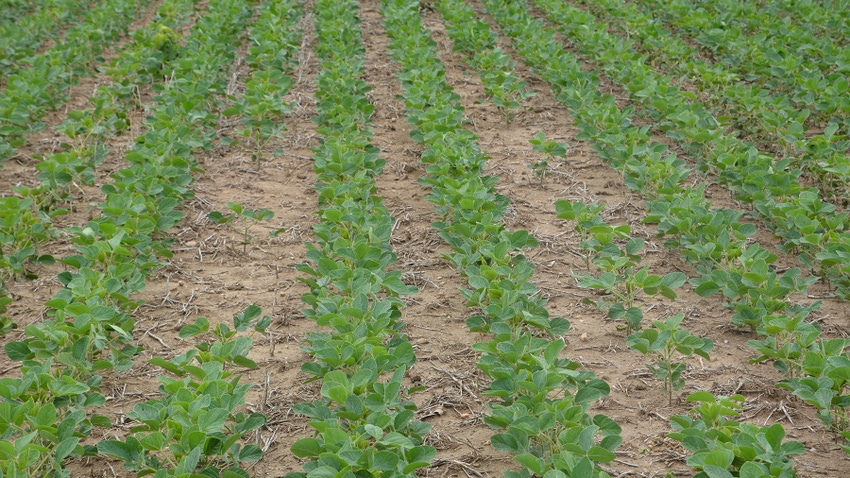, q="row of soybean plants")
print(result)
[381,1,622,476]
[284,0,435,476]
[483,0,834,472]
[637,0,850,126]
[435,0,533,121]
[0,0,292,476]
[221,0,299,170]
[0,0,199,370]
[573,0,850,203]
[0,0,45,23]
[444,1,707,386]
[0,0,95,78]
[530,0,850,303]
[761,0,850,44]
[0,0,155,162]
[96,1,307,475]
